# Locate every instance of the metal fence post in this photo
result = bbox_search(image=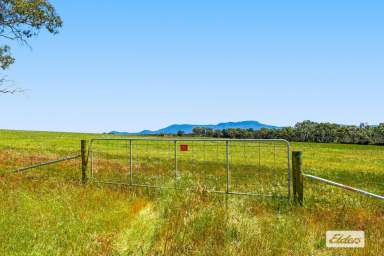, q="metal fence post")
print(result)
[292,151,303,205]
[226,140,230,194]
[81,140,87,184]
